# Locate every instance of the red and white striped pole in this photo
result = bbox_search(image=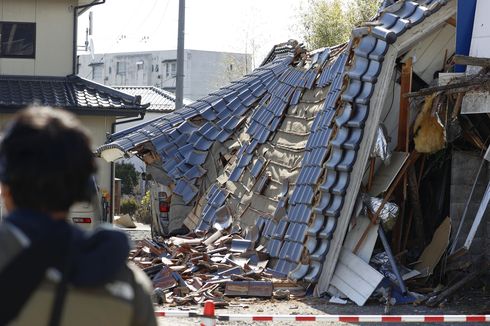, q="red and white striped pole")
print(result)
[200,300,216,326]
[154,310,490,323]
